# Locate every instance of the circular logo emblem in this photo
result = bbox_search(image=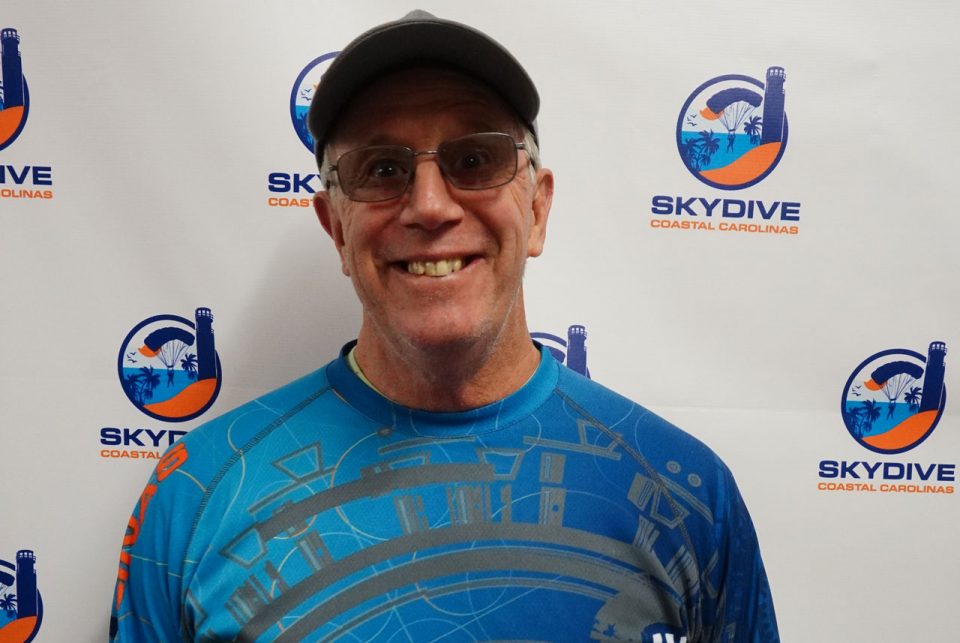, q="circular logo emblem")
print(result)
[676,68,788,190]
[0,28,30,152]
[289,52,339,153]
[841,343,948,454]
[0,552,43,643]
[118,309,222,422]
